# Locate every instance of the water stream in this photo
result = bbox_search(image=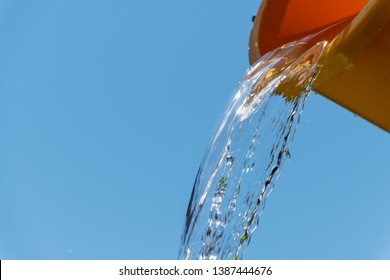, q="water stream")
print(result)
[179,35,330,260]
